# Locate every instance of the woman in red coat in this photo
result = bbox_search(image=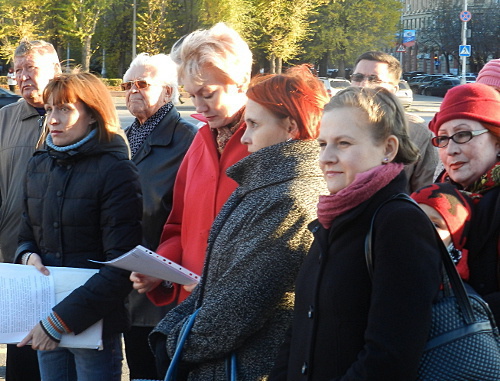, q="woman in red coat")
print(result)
[130,22,252,307]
